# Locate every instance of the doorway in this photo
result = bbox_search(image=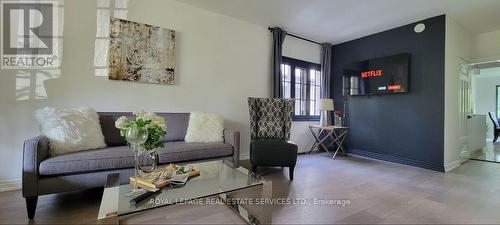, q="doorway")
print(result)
[468,61,500,163]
